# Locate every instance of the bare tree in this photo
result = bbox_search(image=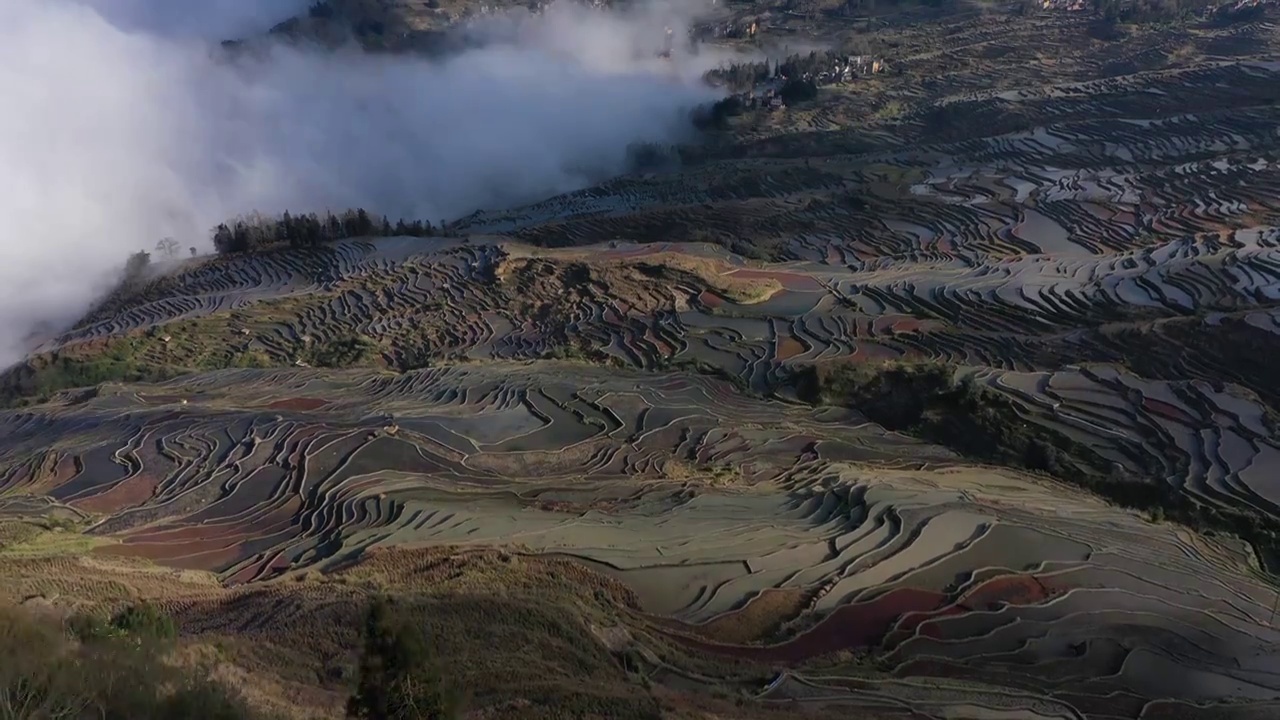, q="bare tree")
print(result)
[155,237,180,258]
